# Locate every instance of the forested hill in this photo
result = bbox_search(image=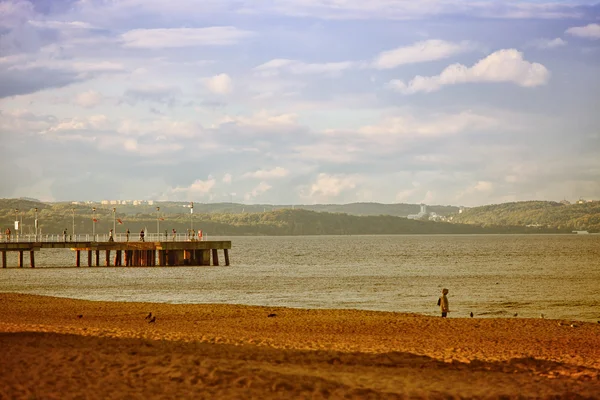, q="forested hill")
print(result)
[0,199,566,235]
[451,201,600,232]
[0,199,457,218]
